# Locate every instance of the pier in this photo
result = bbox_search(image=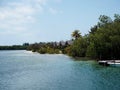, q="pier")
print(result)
[98,60,120,66]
